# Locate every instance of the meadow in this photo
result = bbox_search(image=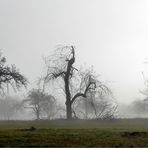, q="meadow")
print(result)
[0,119,148,147]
